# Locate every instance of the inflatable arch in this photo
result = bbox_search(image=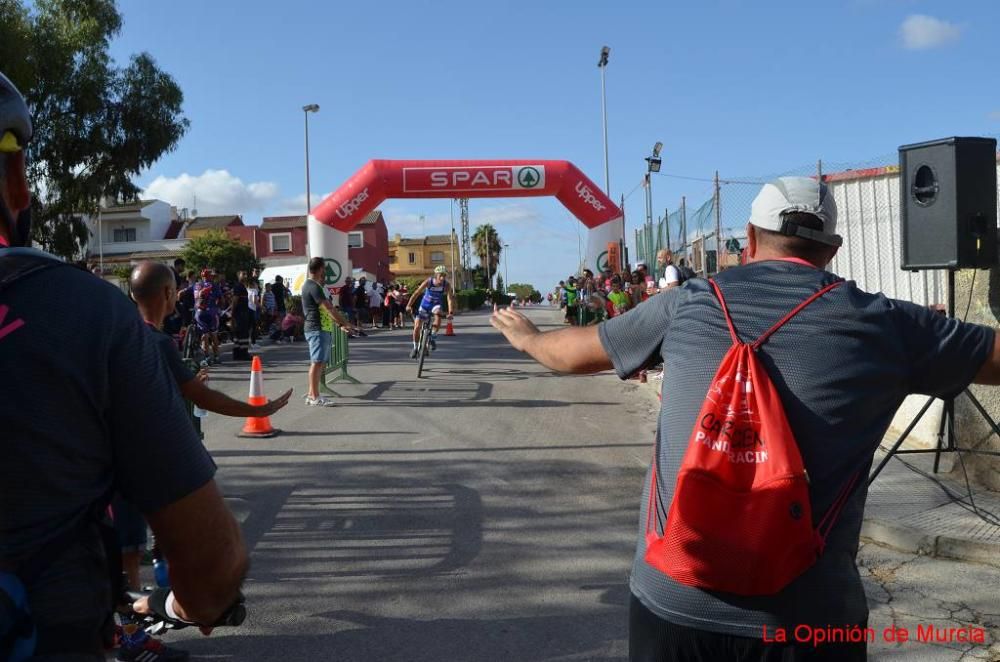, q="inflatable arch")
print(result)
[306,160,624,284]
